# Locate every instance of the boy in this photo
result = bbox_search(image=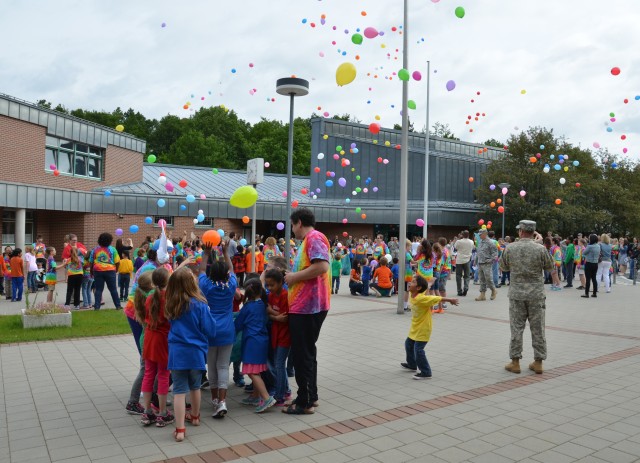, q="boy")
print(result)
[391,257,400,295]
[118,250,133,301]
[360,257,371,296]
[331,252,342,294]
[401,275,459,379]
